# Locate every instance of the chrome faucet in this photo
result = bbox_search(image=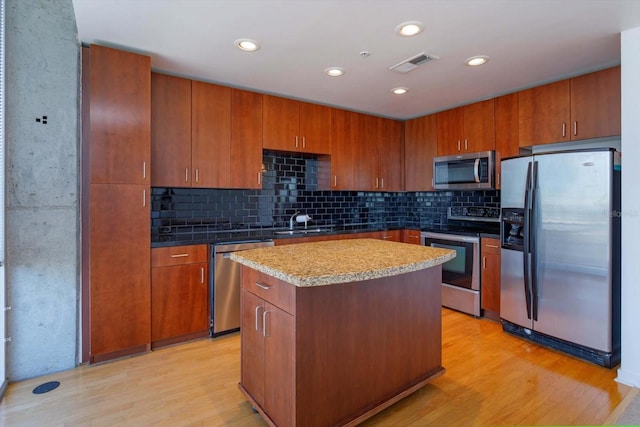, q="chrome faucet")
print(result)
[289,211,300,230]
